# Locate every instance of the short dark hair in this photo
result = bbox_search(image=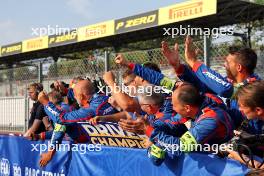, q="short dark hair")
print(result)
[137,87,164,107]
[229,46,257,74]
[28,83,43,93]
[236,80,264,109]
[142,62,161,73]
[50,81,69,90]
[122,69,136,79]
[48,91,63,105]
[175,83,202,106]
[73,76,85,83]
